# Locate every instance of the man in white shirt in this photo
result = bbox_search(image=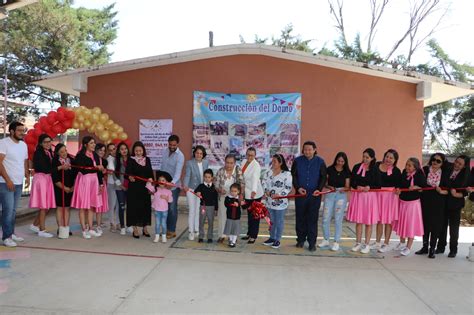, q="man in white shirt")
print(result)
[0,122,30,247]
